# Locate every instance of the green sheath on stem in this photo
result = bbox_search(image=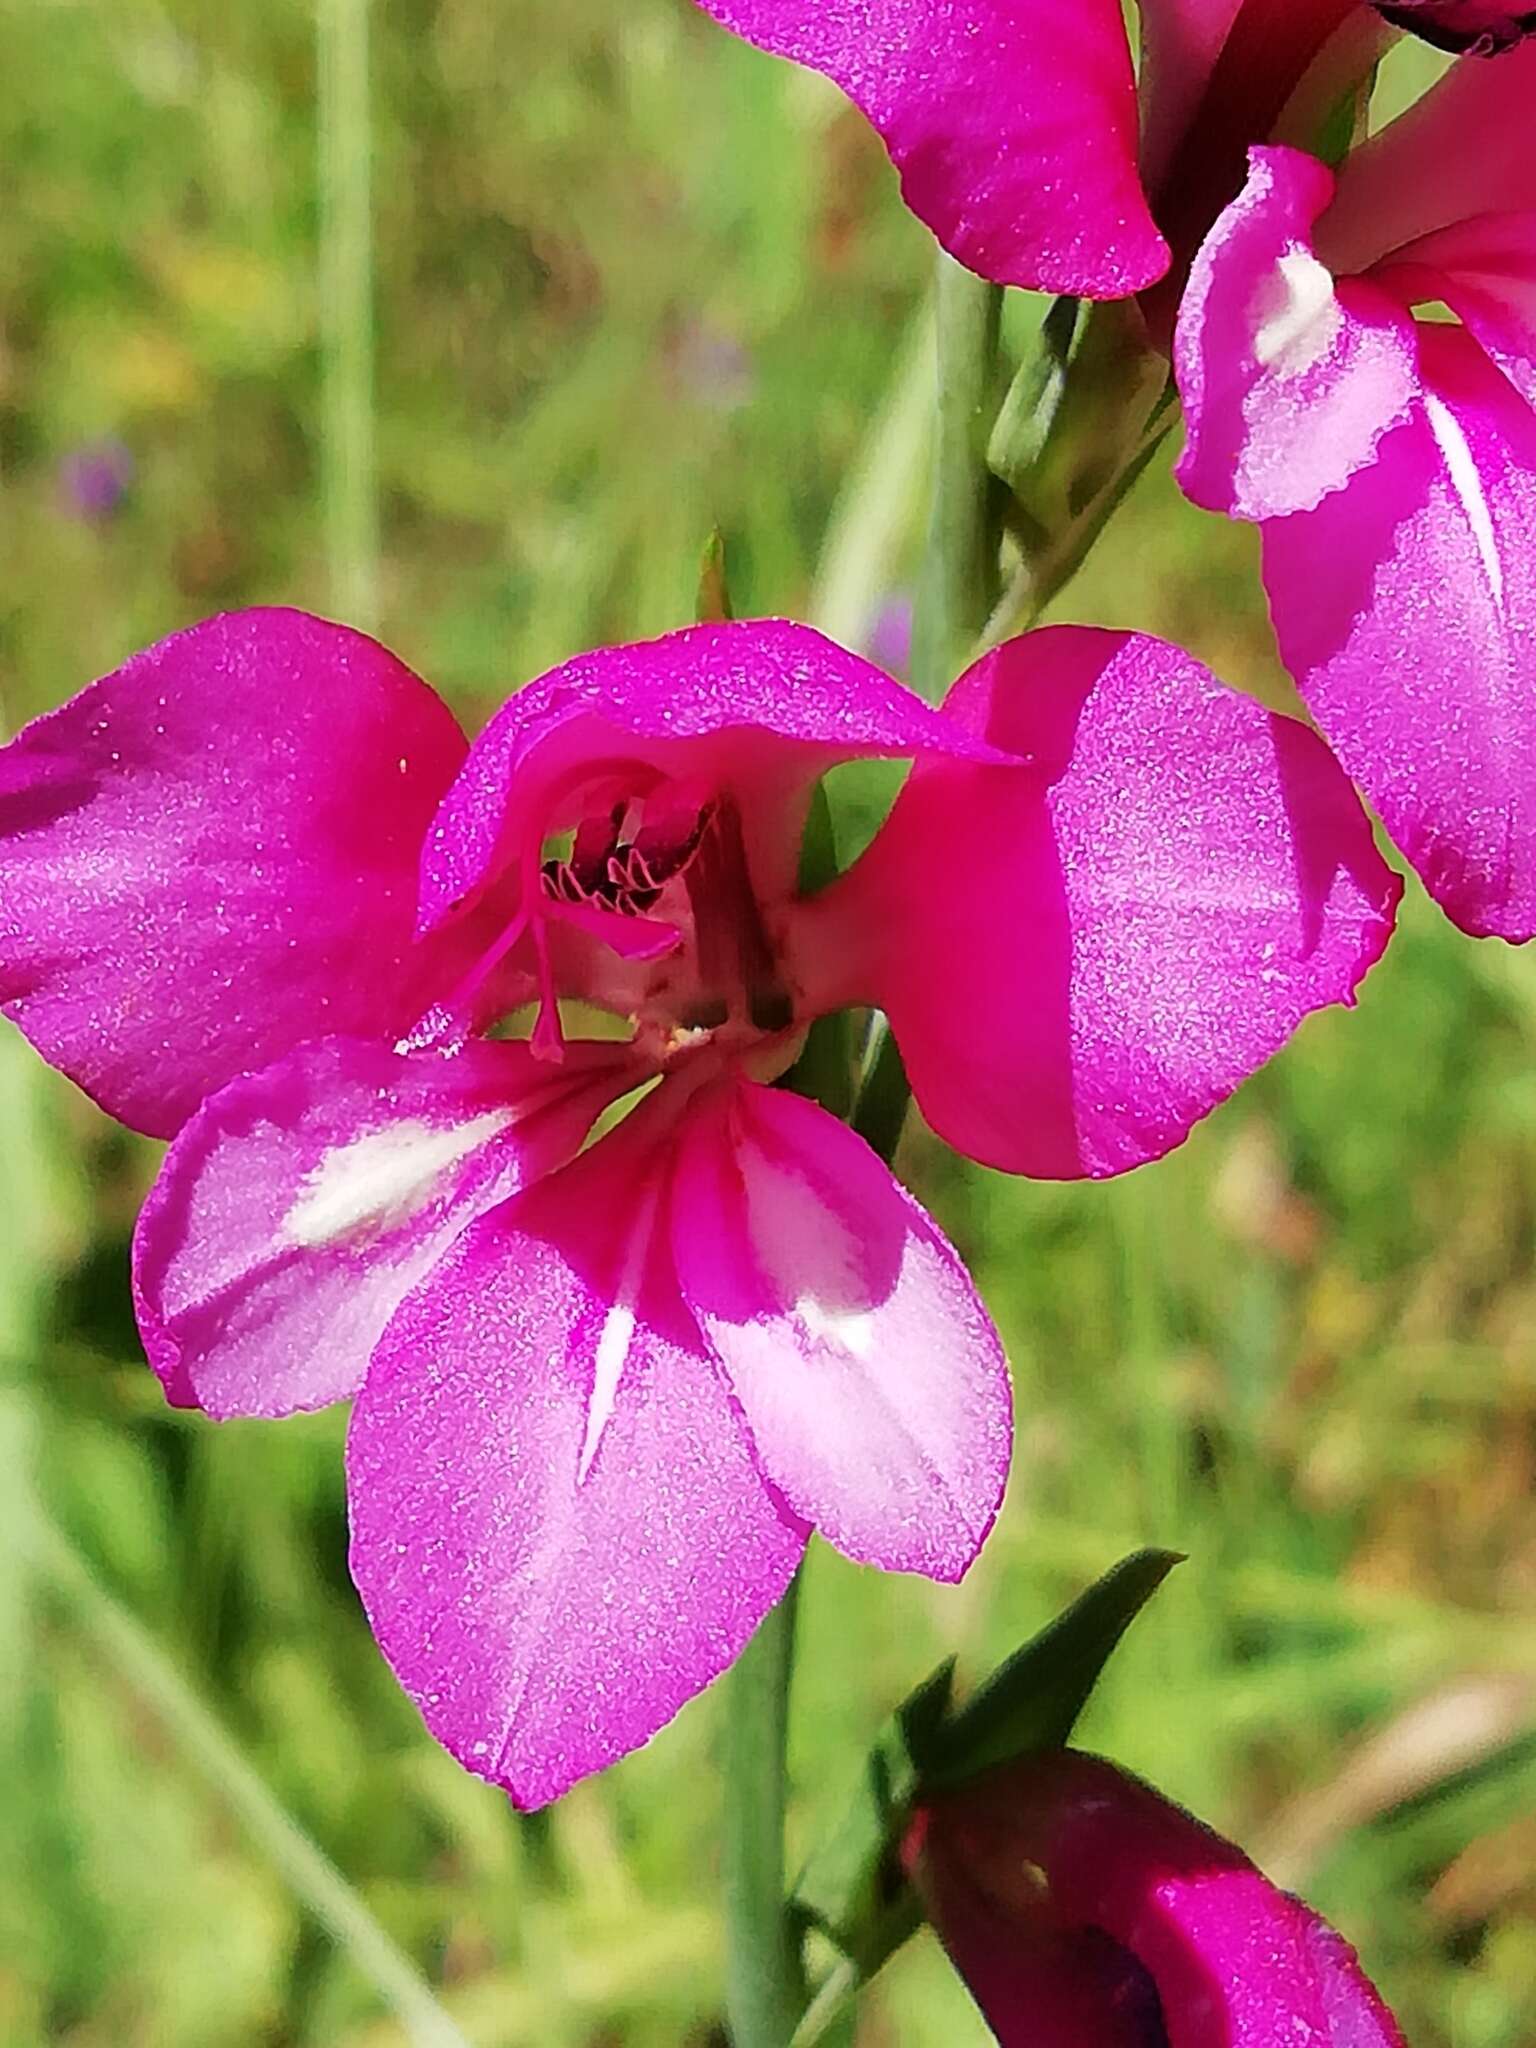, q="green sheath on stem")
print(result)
[723,1572,806,2047]
[910,252,1004,702]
